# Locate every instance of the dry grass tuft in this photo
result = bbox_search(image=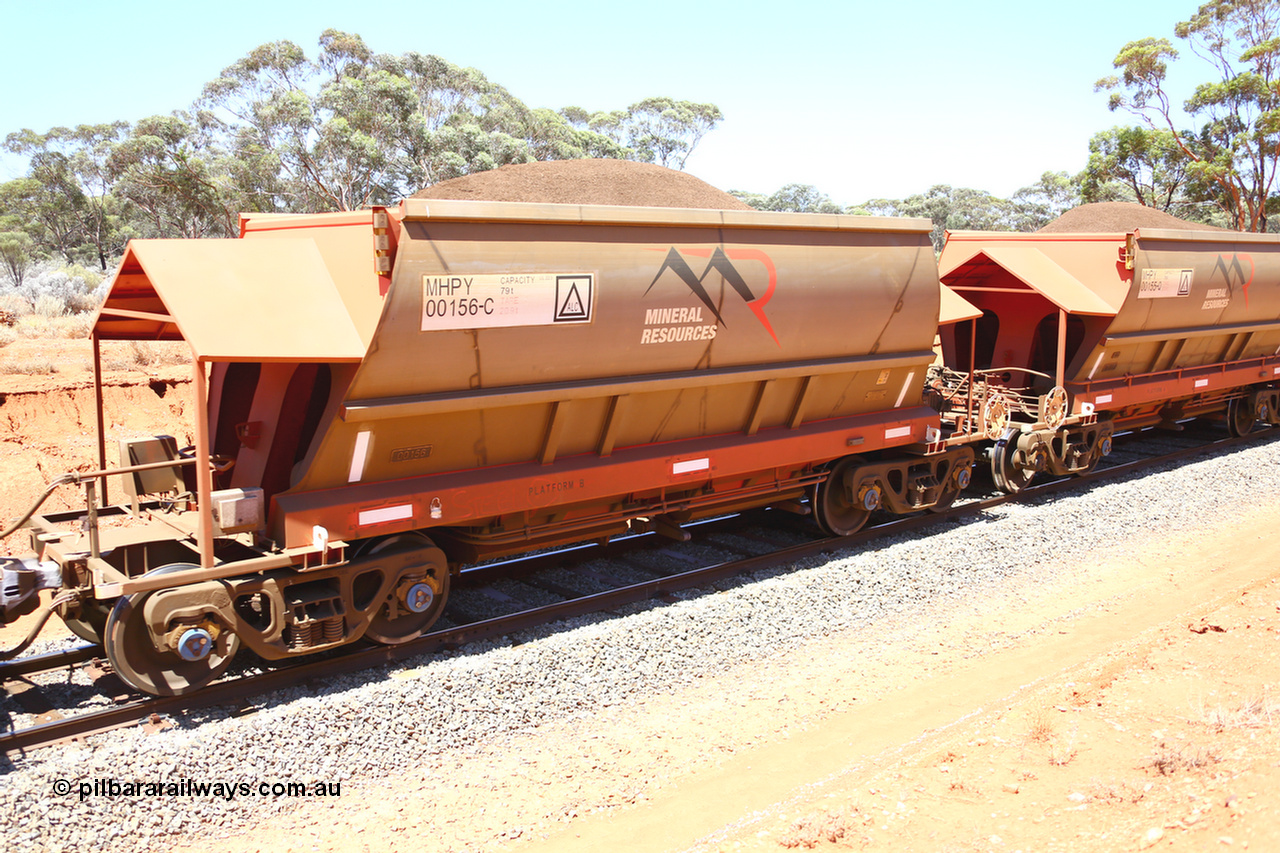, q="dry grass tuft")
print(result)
[126,341,191,368]
[0,358,57,375]
[1146,743,1219,776]
[1088,778,1149,804]
[778,809,852,849]
[1026,703,1057,744]
[14,314,49,338]
[1201,690,1277,732]
[1048,741,1078,766]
